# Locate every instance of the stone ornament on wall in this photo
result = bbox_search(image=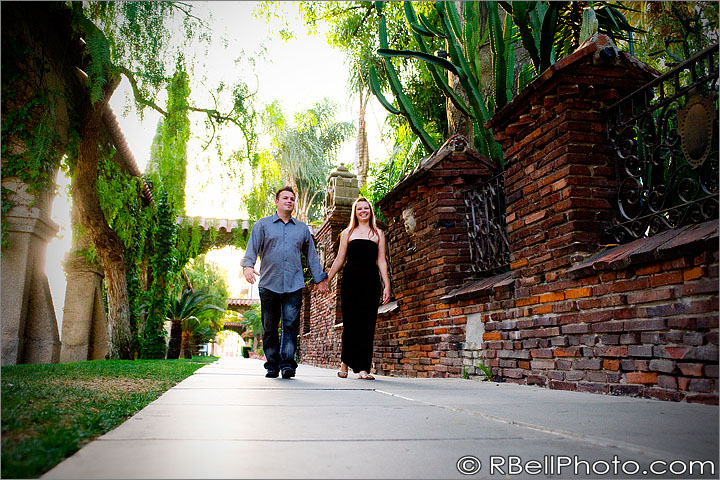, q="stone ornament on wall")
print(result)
[402,206,416,235]
[324,163,360,217]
